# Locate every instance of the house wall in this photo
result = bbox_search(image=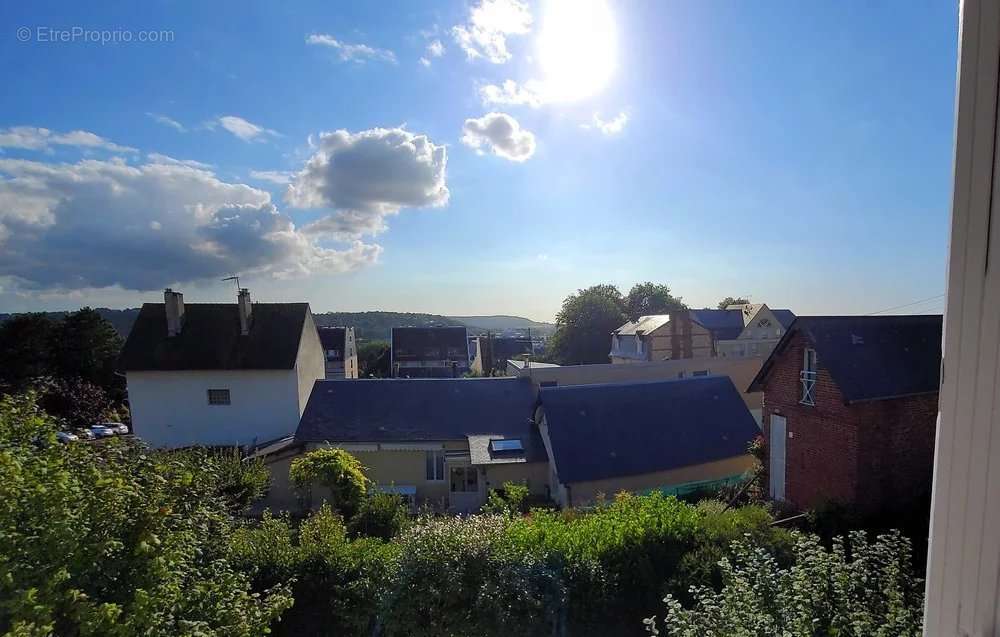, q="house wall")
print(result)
[564,455,755,507]
[126,368,301,447]
[761,332,938,512]
[260,450,301,512]
[295,311,326,413]
[344,327,359,379]
[481,462,550,497]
